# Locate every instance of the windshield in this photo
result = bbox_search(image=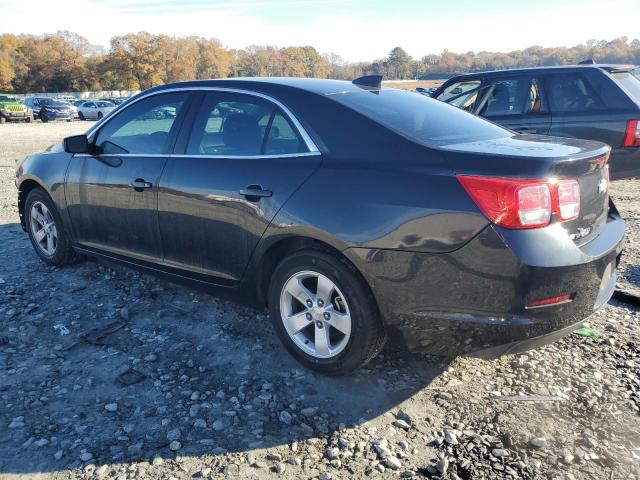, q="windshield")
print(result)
[613,71,640,103]
[331,88,511,147]
[0,96,18,102]
[96,101,114,107]
[39,98,67,106]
